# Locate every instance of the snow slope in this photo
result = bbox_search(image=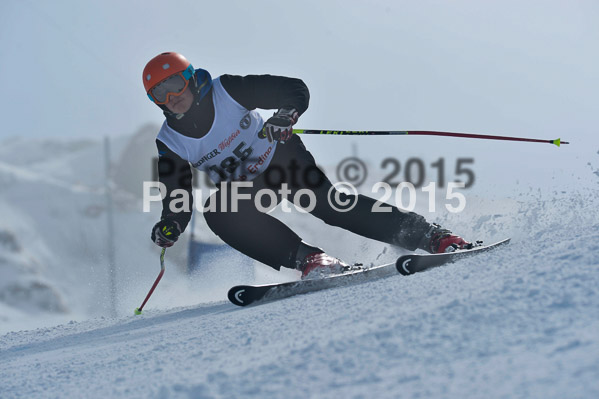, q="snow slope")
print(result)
[1,176,598,398]
[1,130,598,398]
